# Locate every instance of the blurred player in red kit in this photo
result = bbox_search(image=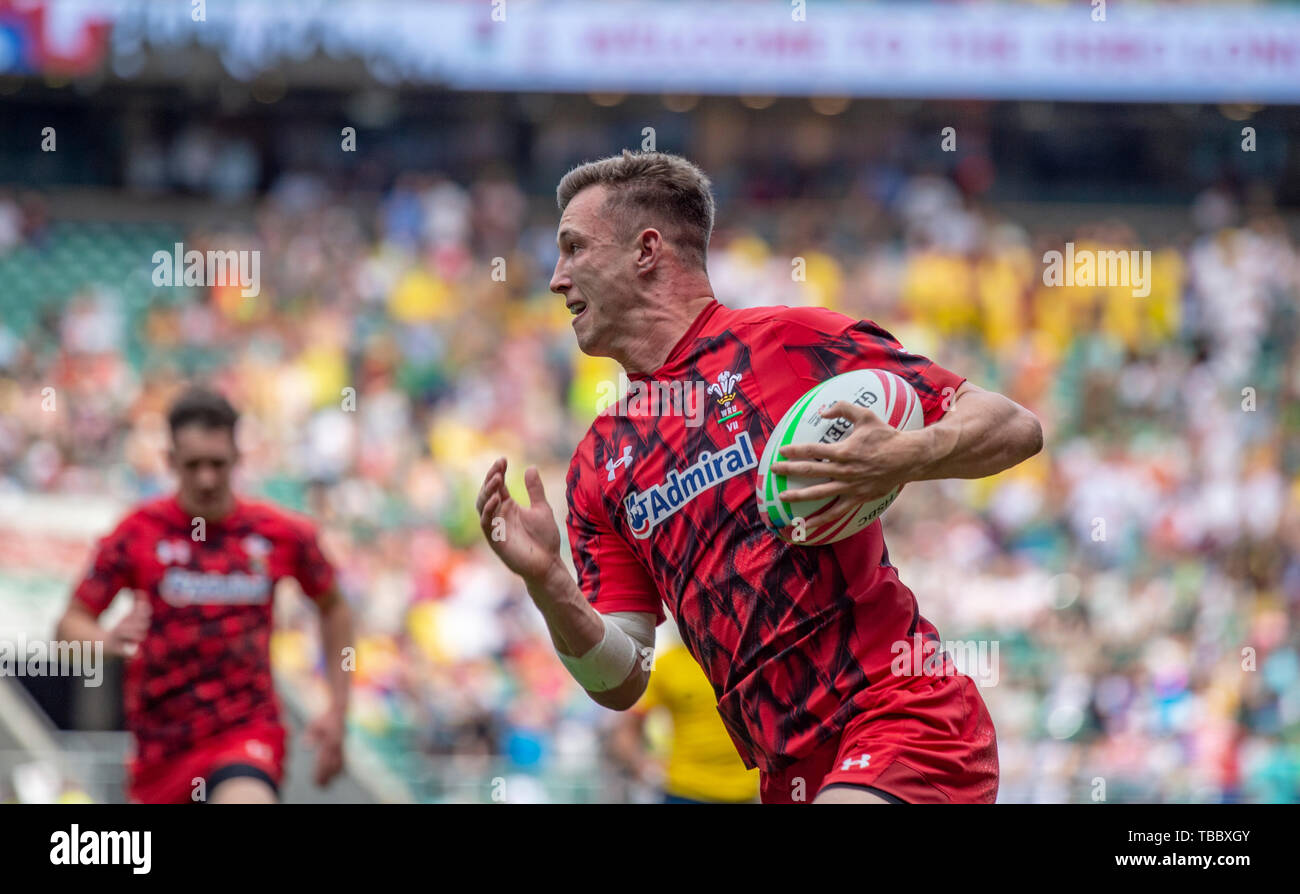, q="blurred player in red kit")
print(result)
[56,386,354,804]
[477,151,1043,804]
